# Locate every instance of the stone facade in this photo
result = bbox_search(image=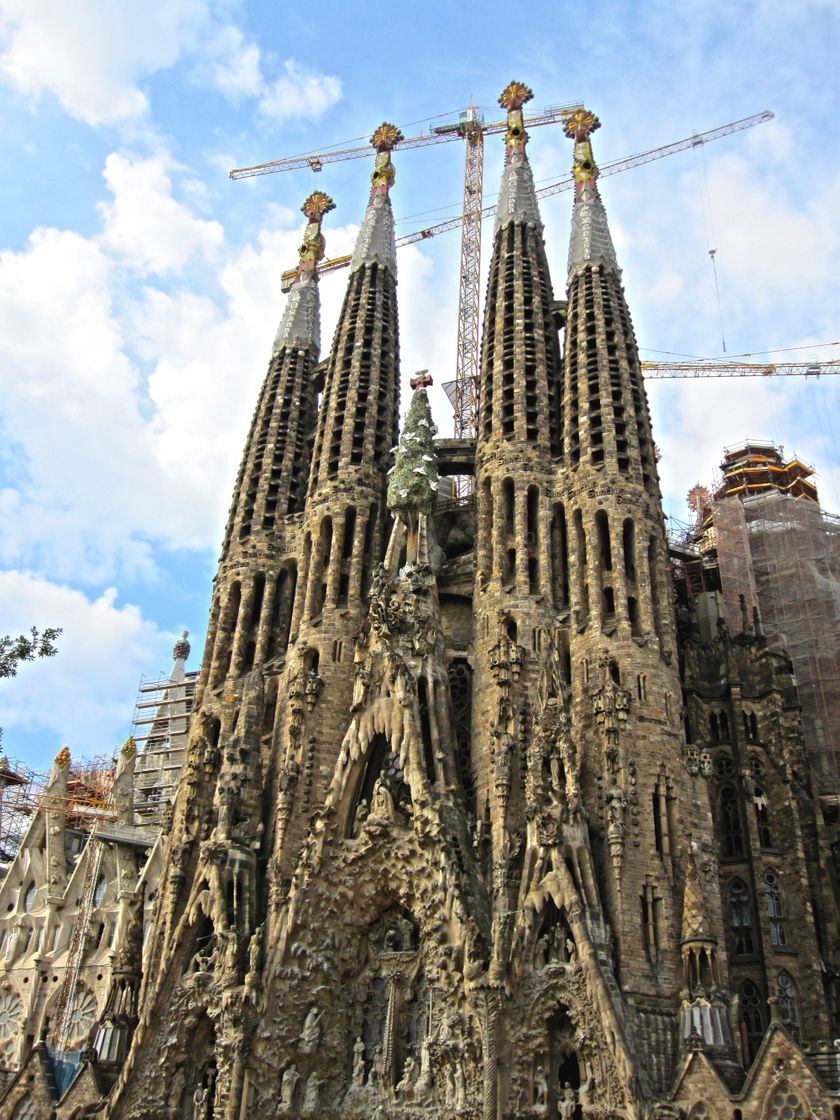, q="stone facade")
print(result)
[2,87,840,1119]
